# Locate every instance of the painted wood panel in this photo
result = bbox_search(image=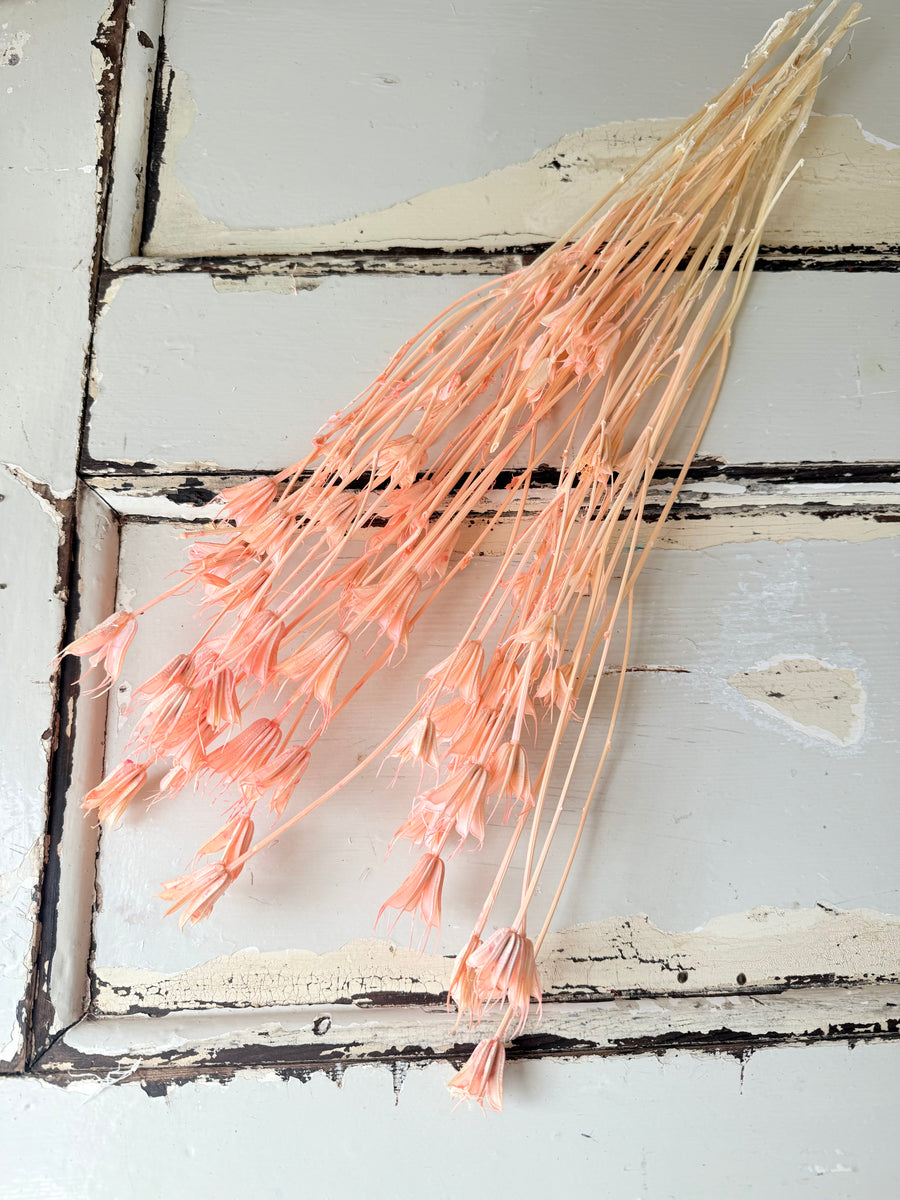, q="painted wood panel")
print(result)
[144,0,900,254]
[0,470,68,1066]
[0,0,116,1069]
[84,516,899,1016]
[86,270,900,474]
[5,1044,900,1199]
